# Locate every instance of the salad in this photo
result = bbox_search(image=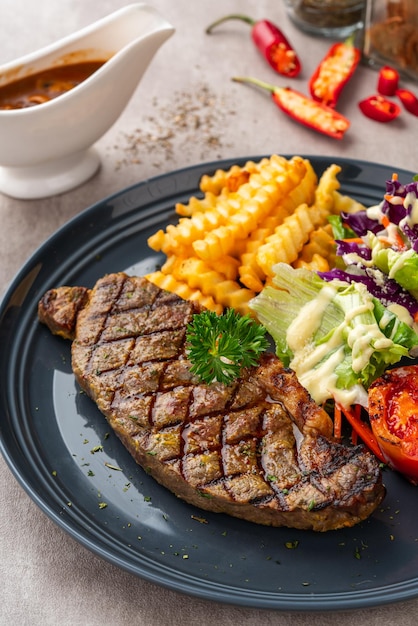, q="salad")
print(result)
[250,172,418,479]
